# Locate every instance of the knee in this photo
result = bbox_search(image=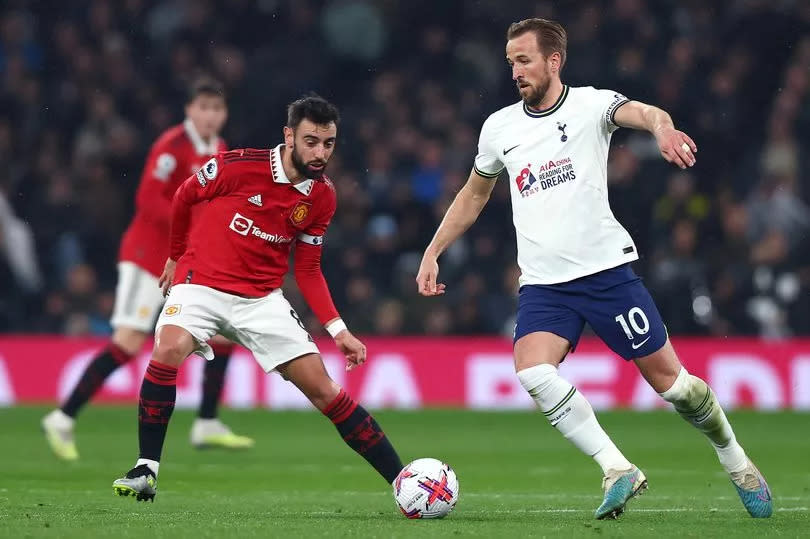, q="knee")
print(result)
[112,328,147,356]
[153,340,190,368]
[517,363,558,393]
[513,332,569,372]
[307,380,341,411]
[659,368,708,407]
